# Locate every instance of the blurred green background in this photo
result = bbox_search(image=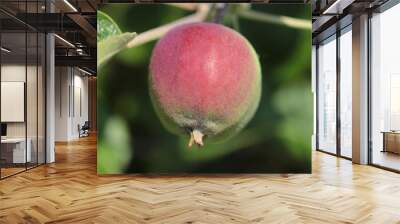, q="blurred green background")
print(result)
[97,3,312,174]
